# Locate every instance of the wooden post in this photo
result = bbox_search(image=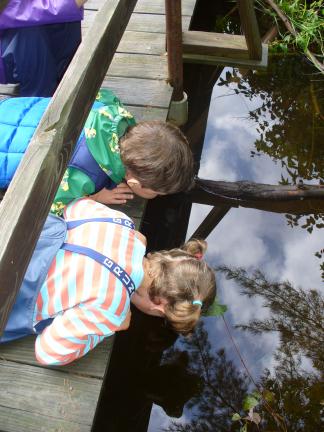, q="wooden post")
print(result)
[165,0,184,101]
[190,206,231,240]
[0,0,138,335]
[237,0,262,60]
